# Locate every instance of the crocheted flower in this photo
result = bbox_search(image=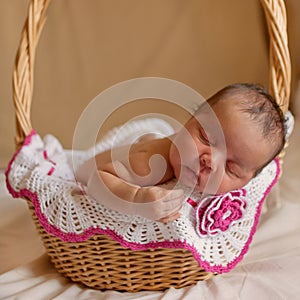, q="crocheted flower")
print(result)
[196,189,247,237]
